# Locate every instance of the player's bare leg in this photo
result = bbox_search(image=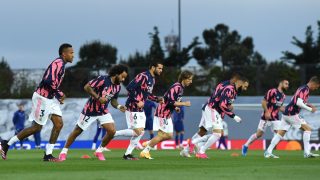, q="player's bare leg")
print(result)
[1,123,42,160]
[93,123,116,160]
[141,130,172,159]
[265,130,286,158]
[180,127,209,157]
[59,125,83,161]
[43,115,63,161]
[196,129,222,159]
[242,129,264,156]
[99,123,116,148]
[300,124,318,158]
[64,126,83,149]
[122,128,144,160]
